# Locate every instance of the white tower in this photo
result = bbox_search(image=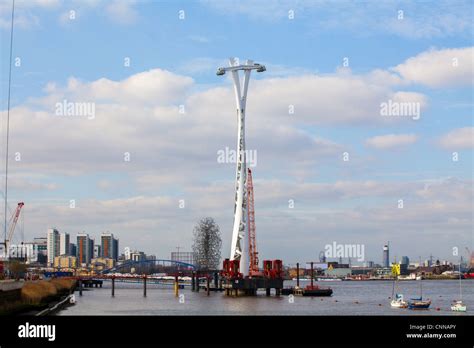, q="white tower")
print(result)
[217,58,266,276]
